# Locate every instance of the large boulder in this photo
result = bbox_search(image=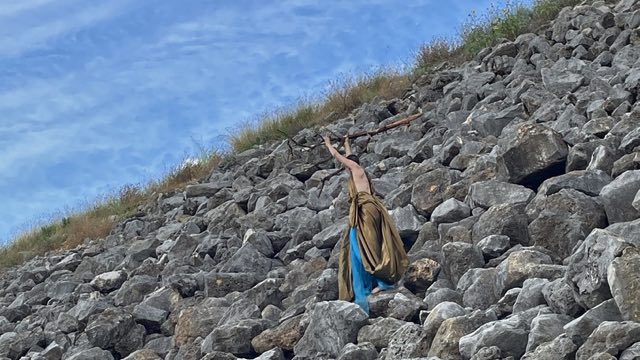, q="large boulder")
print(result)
[528,189,607,260]
[466,180,535,209]
[566,229,632,308]
[252,315,304,353]
[459,317,529,359]
[537,170,611,196]
[607,246,640,322]
[575,321,640,360]
[293,301,368,358]
[441,242,484,287]
[357,317,407,349]
[411,168,461,217]
[599,170,640,223]
[472,203,530,246]
[498,123,569,187]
